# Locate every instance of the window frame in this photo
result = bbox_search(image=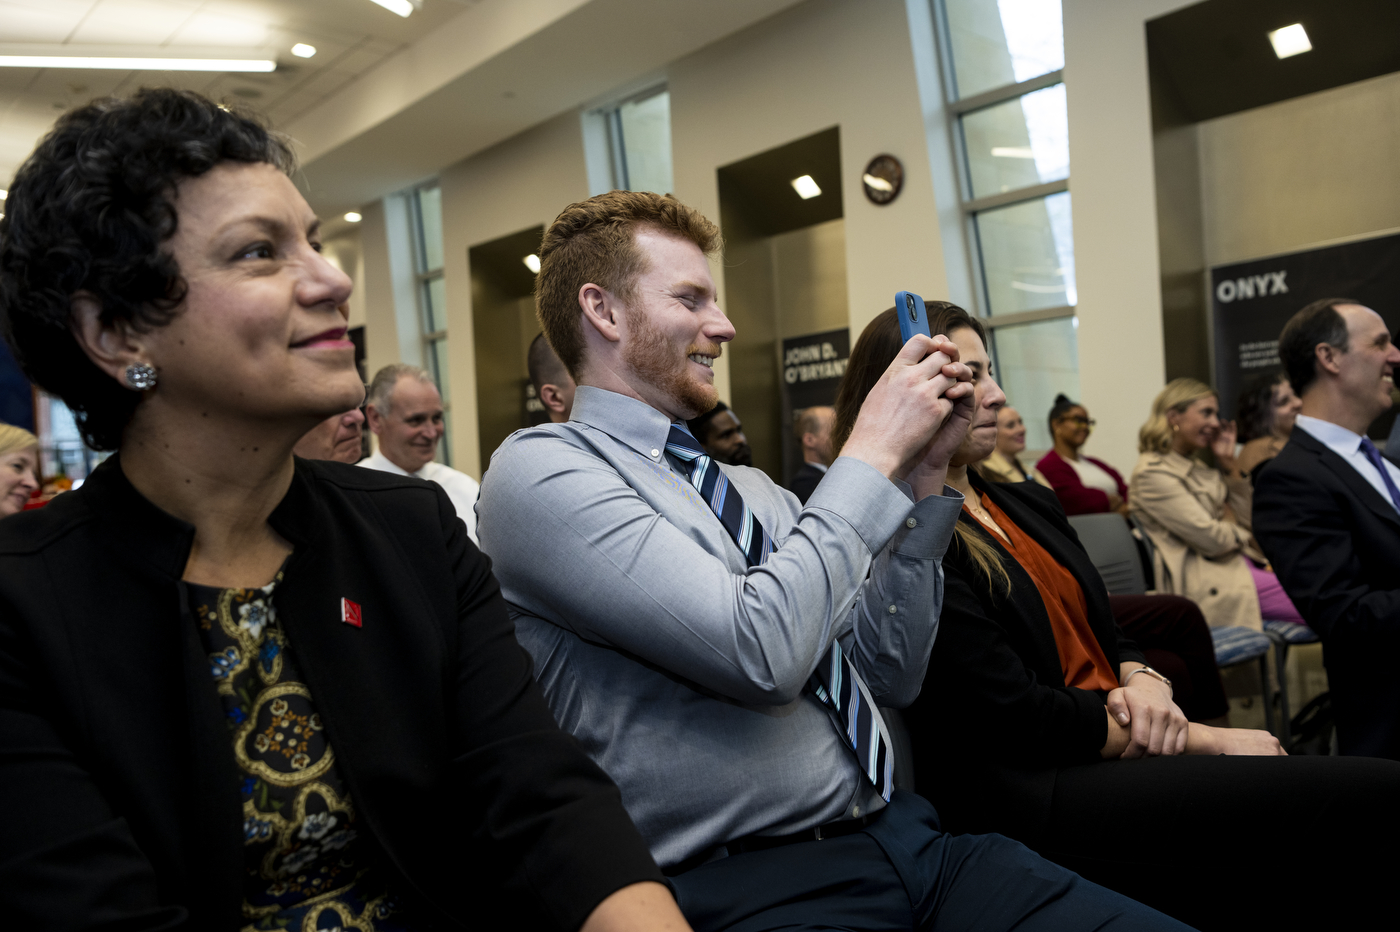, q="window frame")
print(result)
[407,183,451,465]
[932,0,1076,332]
[592,83,671,193]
